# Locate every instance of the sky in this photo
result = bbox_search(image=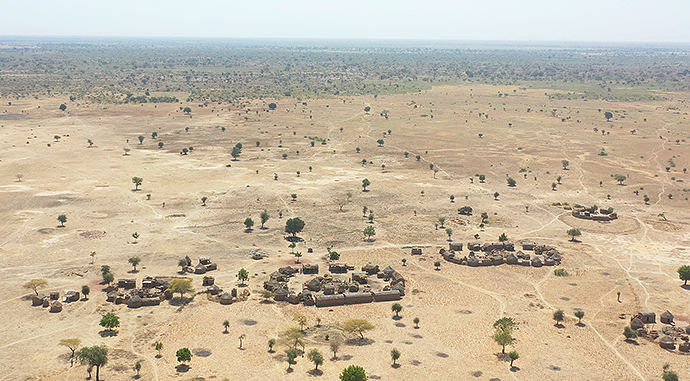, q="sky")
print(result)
[1,0,689,43]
